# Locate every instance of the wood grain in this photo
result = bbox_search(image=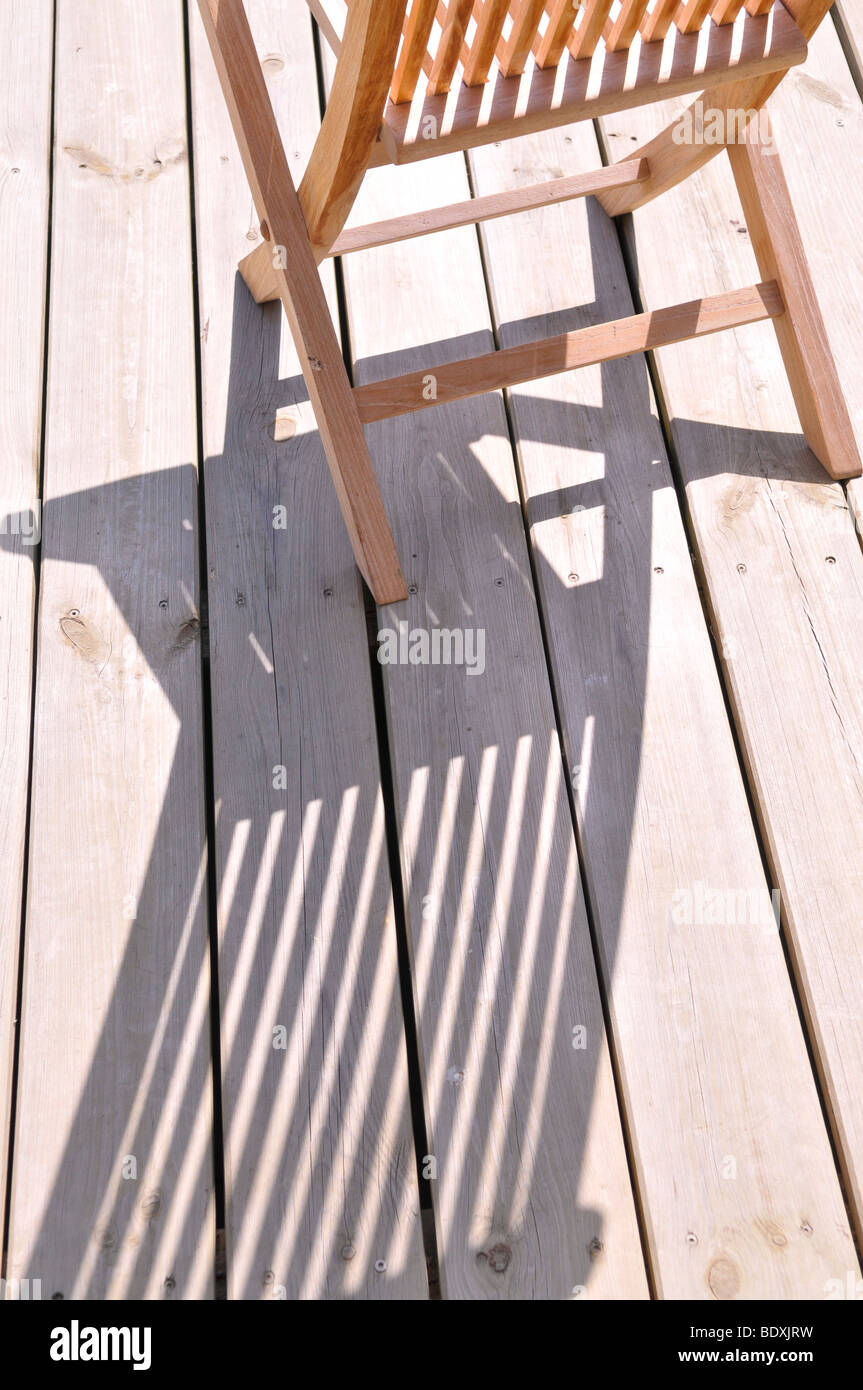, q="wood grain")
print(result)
[6,0,214,1299]
[471,103,858,1302]
[0,0,51,1245]
[598,11,863,1252]
[331,52,649,1300]
[189,0,428,1299]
